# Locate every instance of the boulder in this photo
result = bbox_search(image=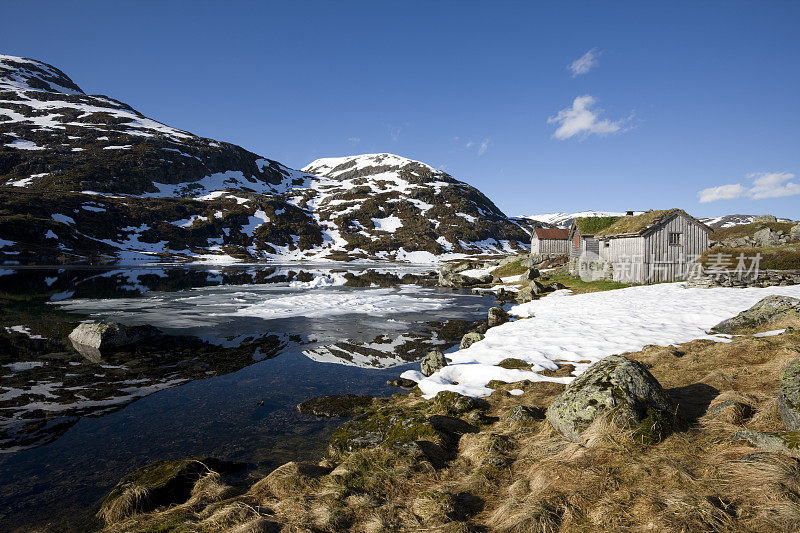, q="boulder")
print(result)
[778,359,800,430]
[421,349,448,376]
[297,394,374,418]
[754,214,778,223]
[69,322,162,352]
[710,295,800,334]
[503,405,546,424]
[431,390,489,415]
[520,268,540,281]
[515,280,544,303]
[546,355,675,443]
[460,332,484,350]
[754,227,780,246]
[791,223,800,239]
[487,306,509,327]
